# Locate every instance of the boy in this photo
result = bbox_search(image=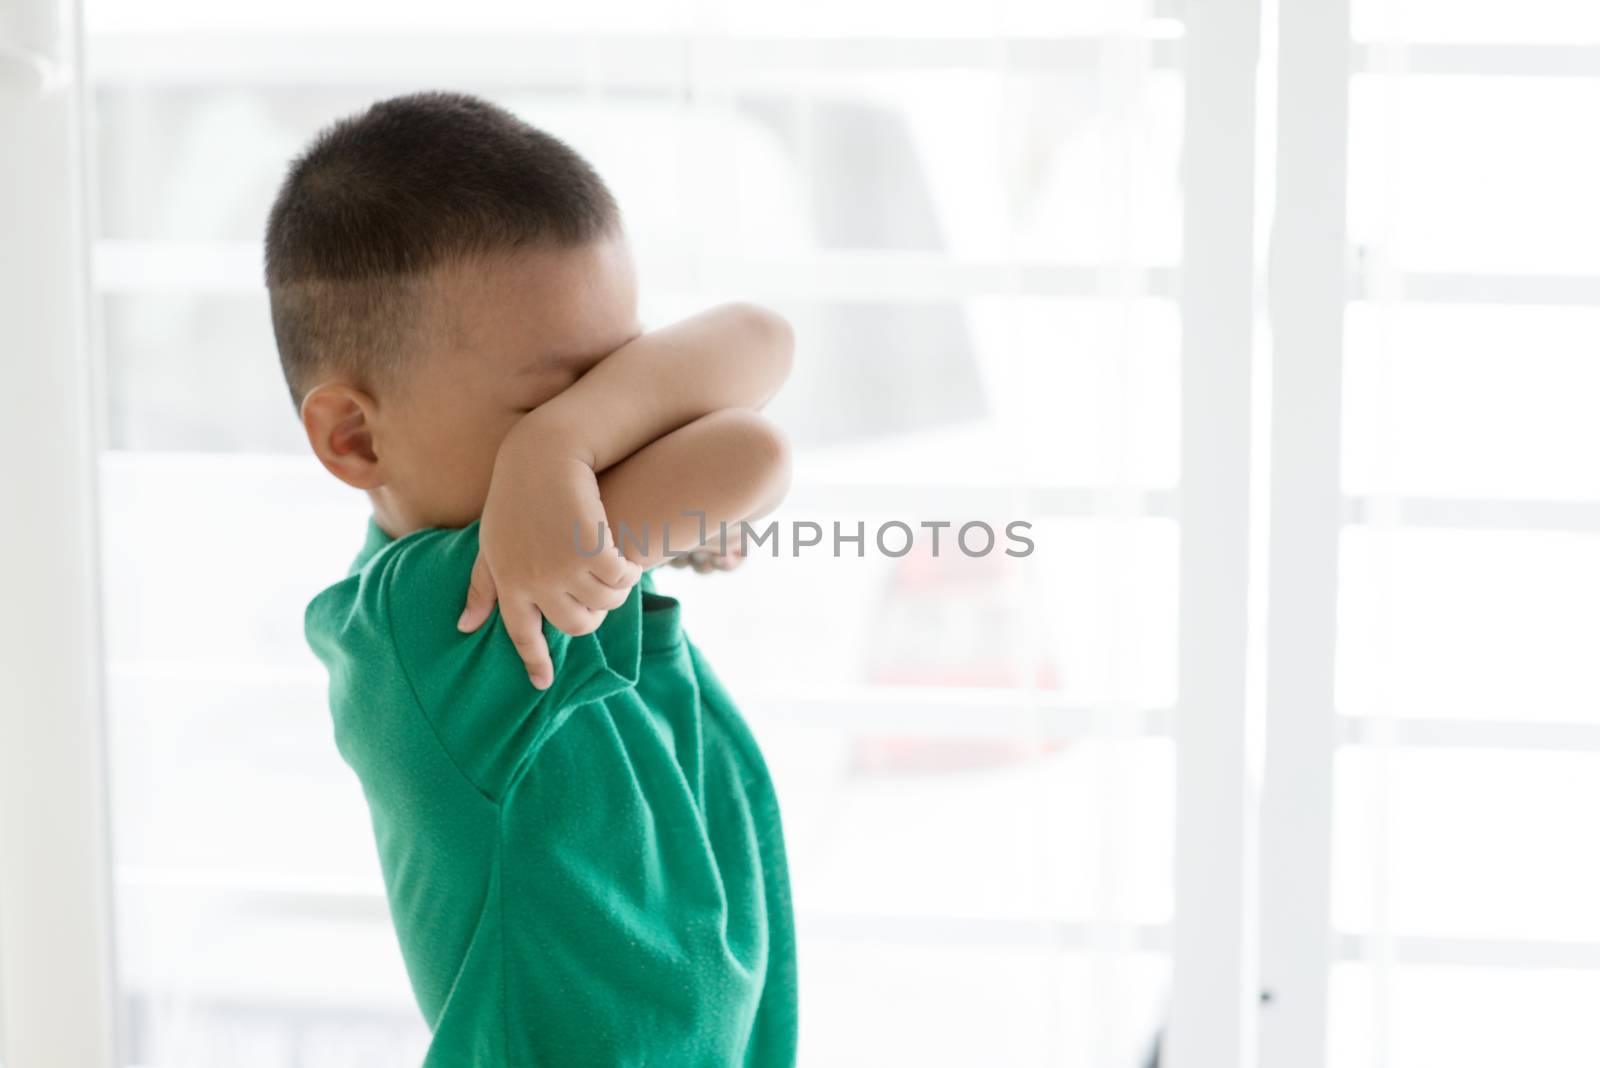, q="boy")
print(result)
[268,92,797,1066]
